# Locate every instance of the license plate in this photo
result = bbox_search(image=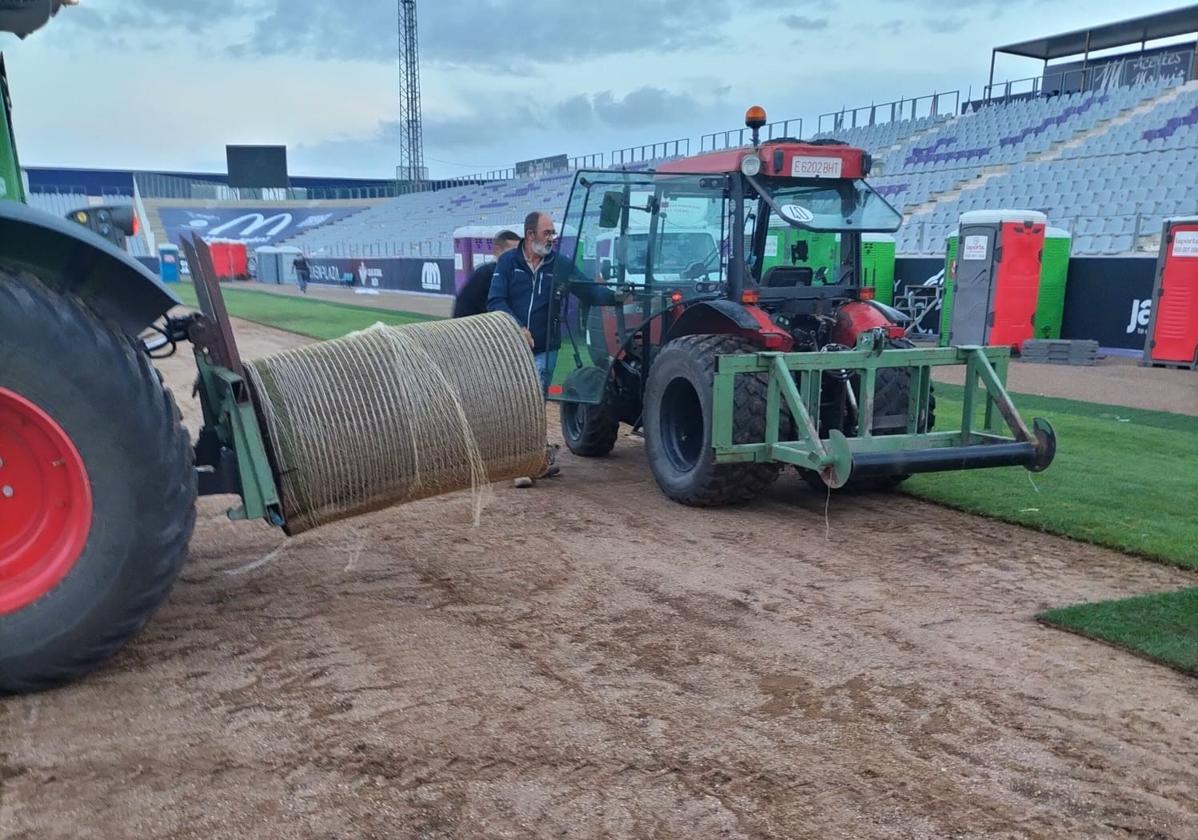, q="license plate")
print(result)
[791,156,843,178]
